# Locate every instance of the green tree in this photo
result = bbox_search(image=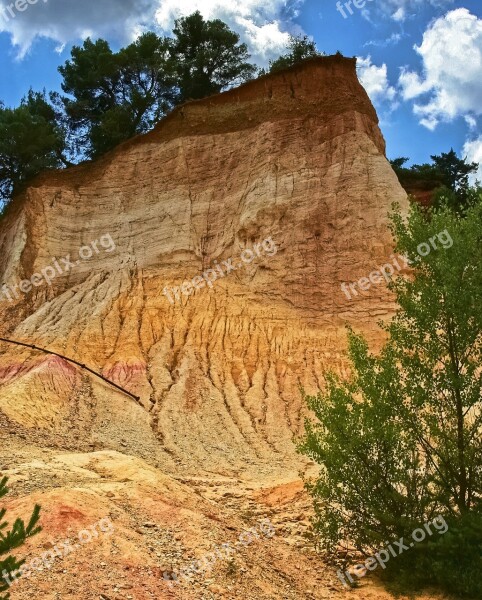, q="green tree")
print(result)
[0,477,41,599]
[431,148,478,194]
[389,157,409,170]
[171,11,257,102]
[390,151,479,214]
[269,35,322,73]
[0,91,67,207]
[430,149,479,213]
[298,197,482,596]
[59,34,176,158]
[2,15,260,172]
[390,157,447,193]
